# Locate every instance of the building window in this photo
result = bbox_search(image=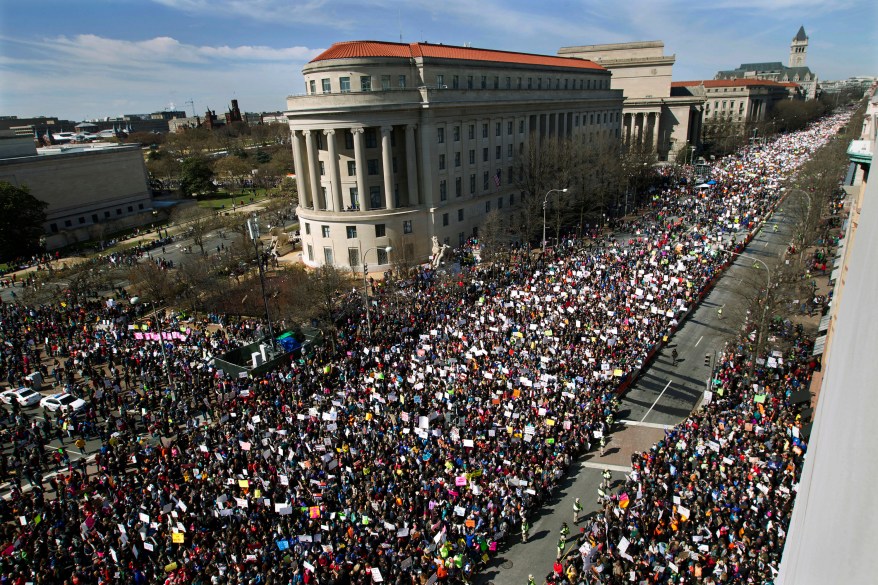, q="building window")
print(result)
[127,206,133,212]
[322,78,331,93]
[485,200,491,213]
[375,224,386,237]
[468,125,475,140]
[324,247,334,265]
[377,247,389,265]
[507,167,513,183]
[493,76,500,89]
[309,80,316,94]
[138,203,144,210]
[365,128,377,148]
[346,226,357,239]
[104,211,111,218]
[305,222,311,235]
[437,128,445,144]
[321,225,330,237]
[497,197,503,209]
[340,77,350,92]
[348,161,356,176]
[439,154,446,170]
[50,223,58,233]
[443,213,449,226]
[348,248,360,267]
[495,122,501,137]
[467,75,474,89]
[469,174,476,195]
[510,193,515,205]
[453,126,460,141]
[436,74,445,87]
[440,180,447,201]
[459,232,465,245]
[482,148,489,162]
[507,144,513,158]
[349,188,359,208]
[483,171,489,190]
[115,210,121,216]
[360,76,372,92]
[403,220,412,234]
[370,186,382,209]
[506,76,511,89]
[507,121,513,135]
[64,220,72,227]
[454,152,461,167]
[495,145,501,160]
[452,75,460,89]
[319,161,325,176]
[307,244,313,261]
[519,120,525,133]
[381,75,391,90]
[367,159,380,175]
[345,131,354,149]
[528,77,533,89]
[482,123,488,138]
[458,208,464,221]
[455,177,462,197]
[469,150,475,164]
[398,75,406,88]
[480,75,487,89]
